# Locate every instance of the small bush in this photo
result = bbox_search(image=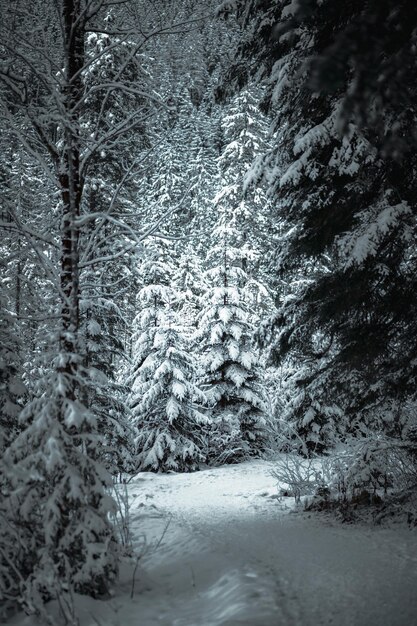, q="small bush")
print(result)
[271,433,417,522]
